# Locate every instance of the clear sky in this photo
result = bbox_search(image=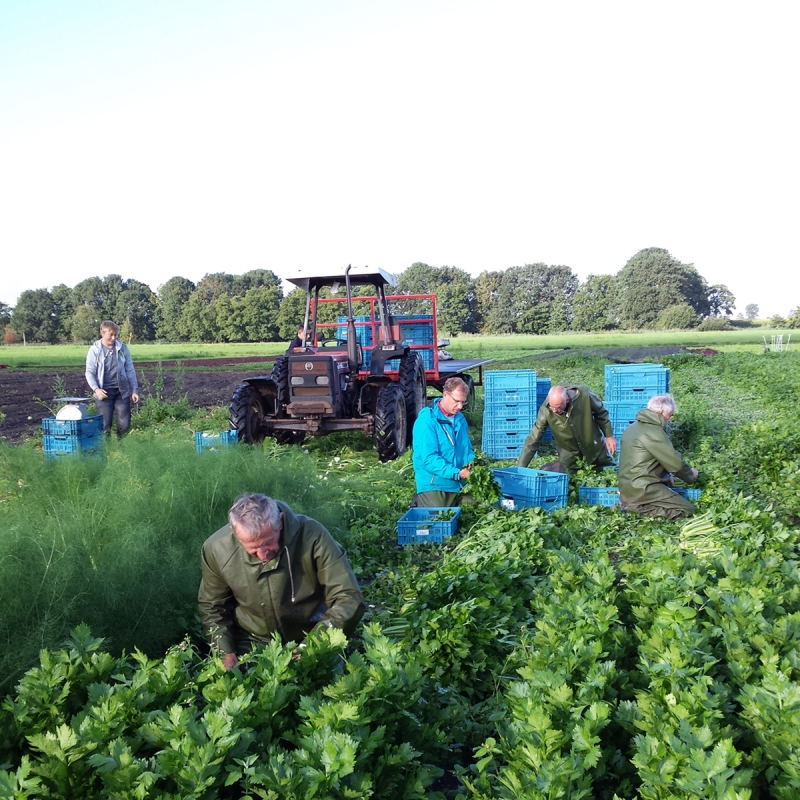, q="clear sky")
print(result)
[1,0,797,317]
